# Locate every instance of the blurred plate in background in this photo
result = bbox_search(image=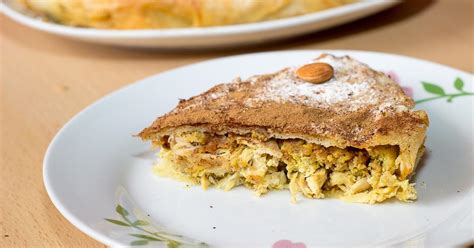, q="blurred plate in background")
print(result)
[1,1,398,49]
